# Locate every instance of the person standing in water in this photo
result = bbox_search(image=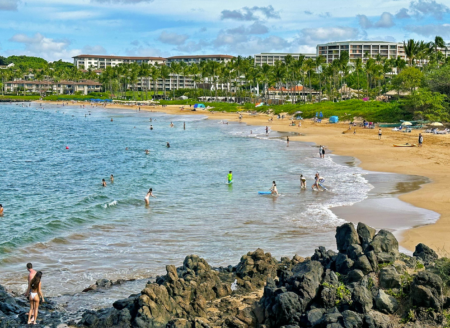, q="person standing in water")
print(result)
[265,126,269,134]
[227,171,233,184]
[300,175,306,189]
[0,204,3,216]
[110,175,114,183]
[102,179,107,187]
[270,181,279,196]
[166,142,170,148]
[170,122,174,128]
[319,146,323,158]
[27,271,44,325]
[150,125,153,130]
[183,122,185,130]
[287,136,289,147]
[145,188,155,205]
